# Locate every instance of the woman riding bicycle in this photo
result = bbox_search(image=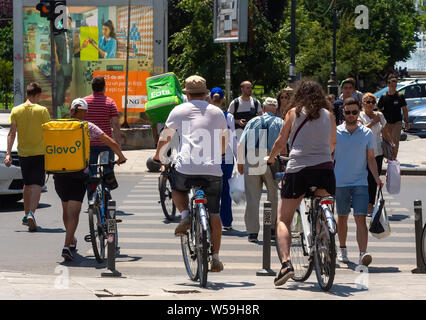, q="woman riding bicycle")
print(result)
[266,80,337,286]
[55,98,127,262]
